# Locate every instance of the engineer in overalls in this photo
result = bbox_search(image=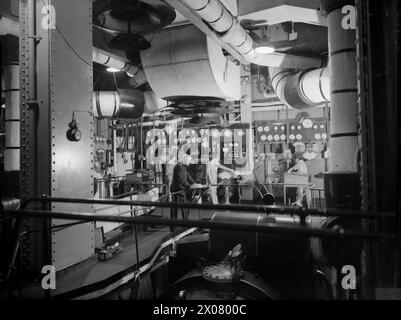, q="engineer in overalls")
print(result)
[165,152,177,200]
[170,153,200,231]
[287,154,311,207]
[206,154,236,204]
